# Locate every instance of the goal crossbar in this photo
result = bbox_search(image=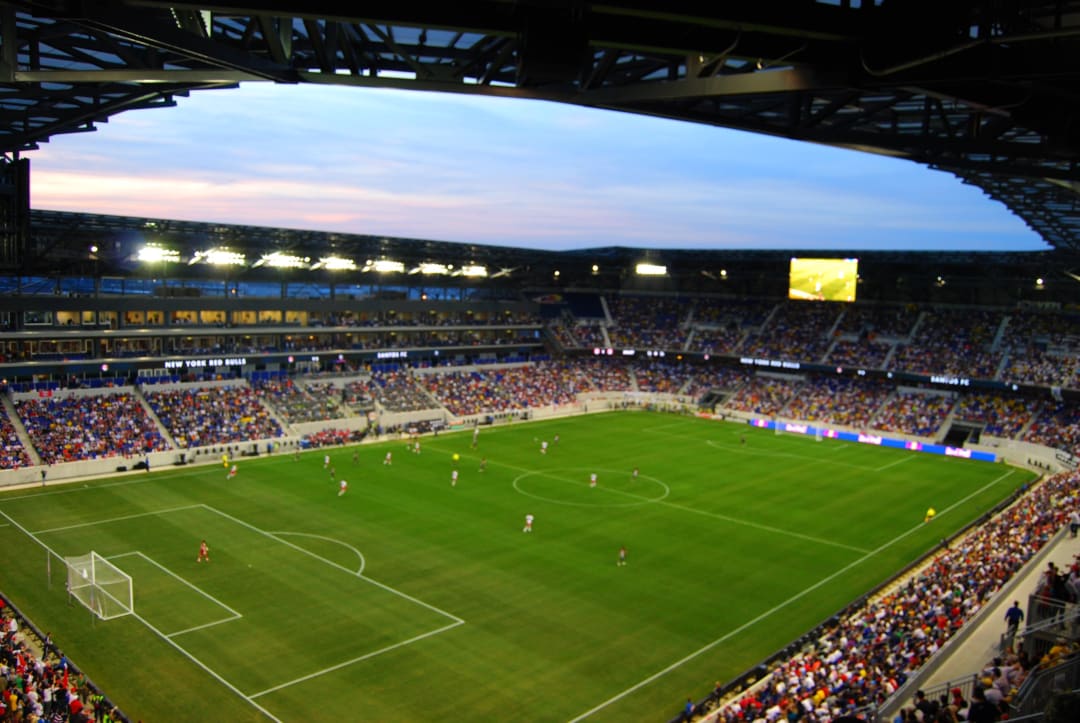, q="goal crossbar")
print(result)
[65,552,133,620]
